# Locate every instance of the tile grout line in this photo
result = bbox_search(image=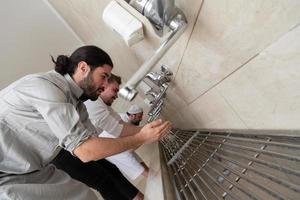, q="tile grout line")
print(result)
[187,52,259,105]
[173,0,205,81]
[214,21,300,129]
[217,88,250,129]
[188,21,300,106]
